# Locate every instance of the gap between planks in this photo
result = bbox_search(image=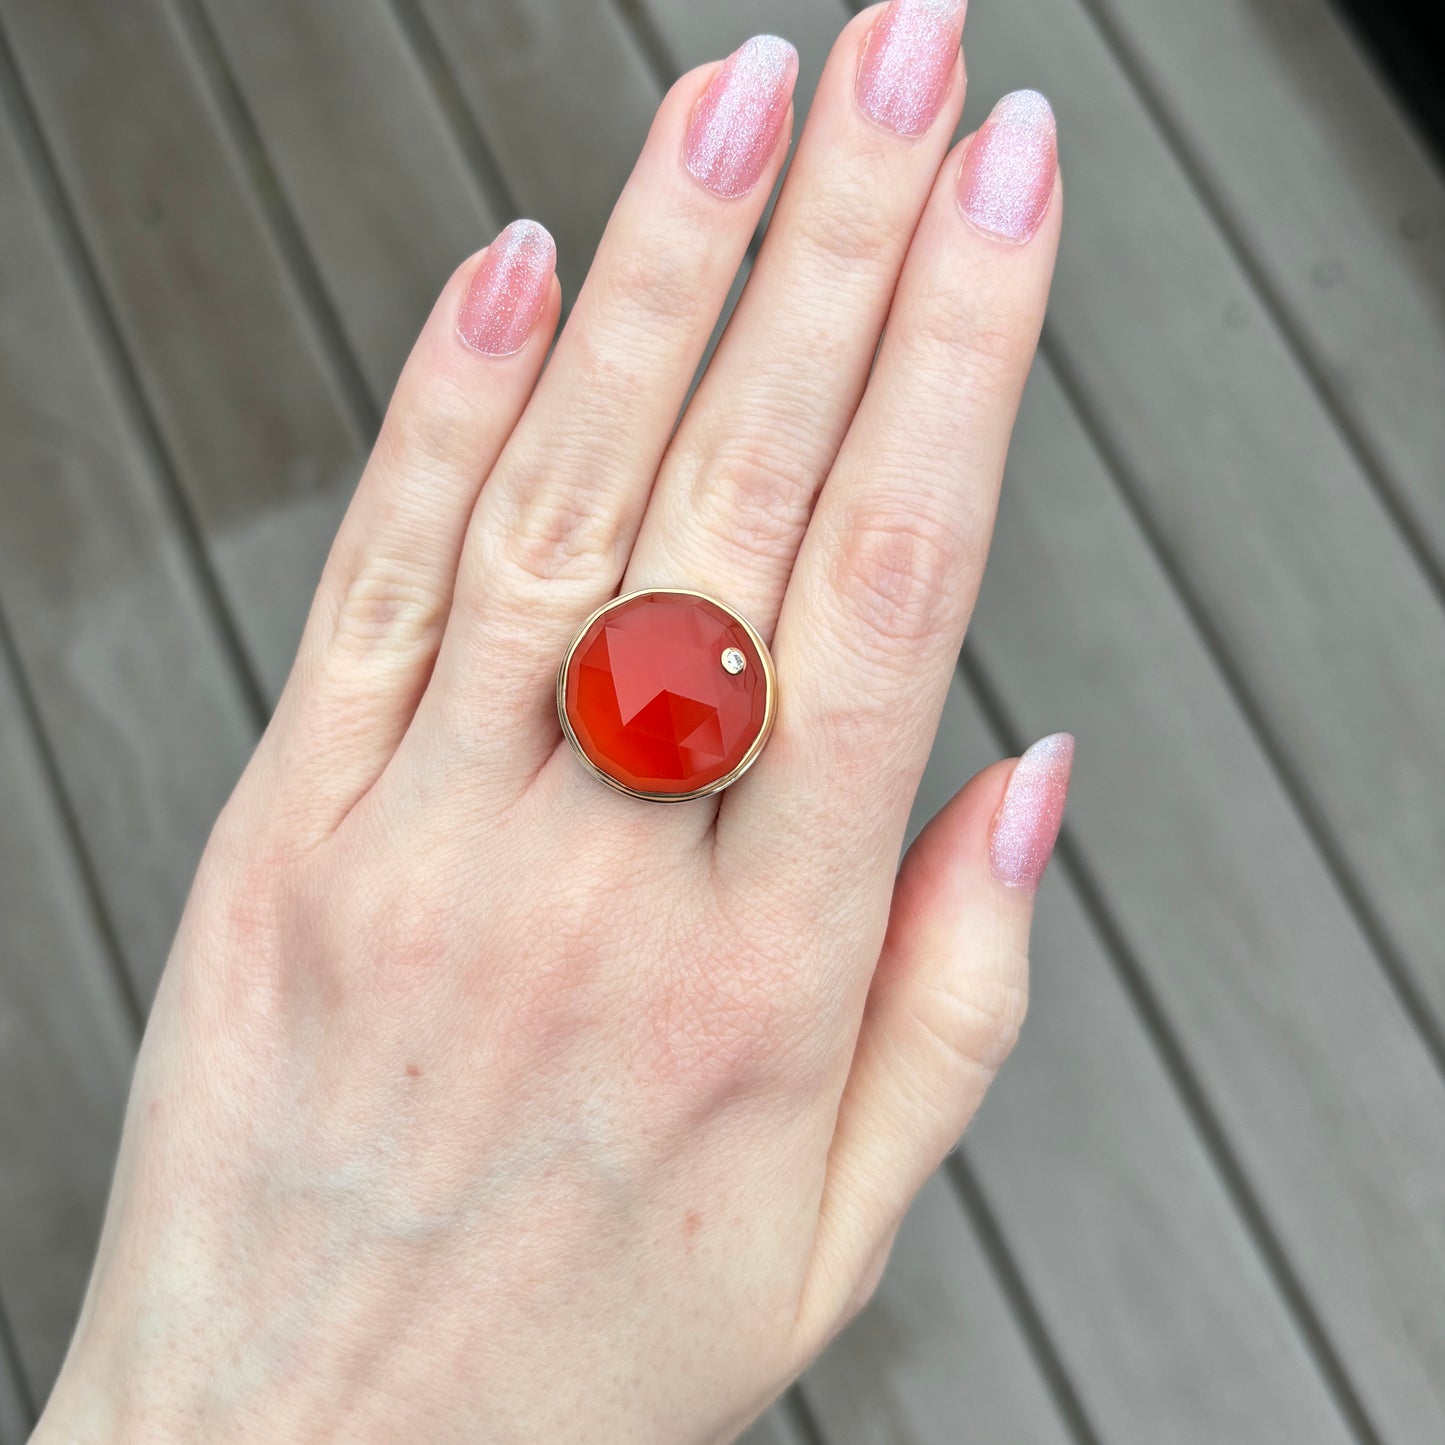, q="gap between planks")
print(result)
[1038,322,1445,1087]
[958,644,1386,1445]
[168,0,380,440]
[0,7,269,732]
[836,0,1445,1099]
[1069,0,1445,612]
